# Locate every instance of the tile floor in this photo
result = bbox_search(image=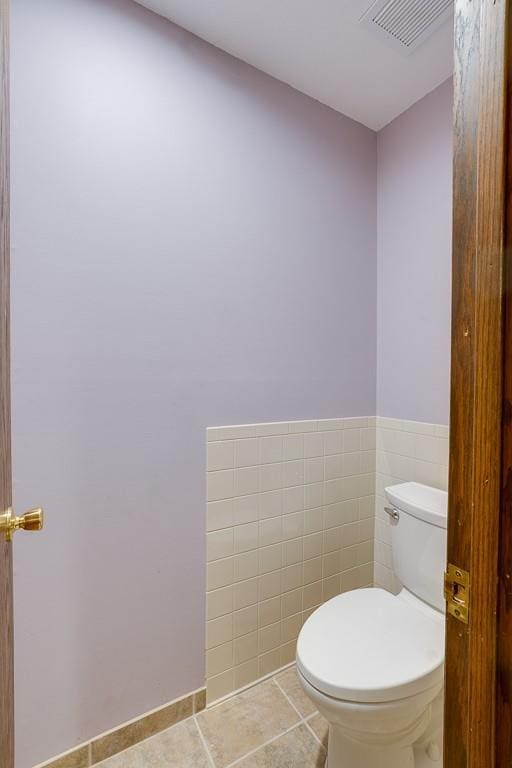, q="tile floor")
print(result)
[96,666,328,767]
